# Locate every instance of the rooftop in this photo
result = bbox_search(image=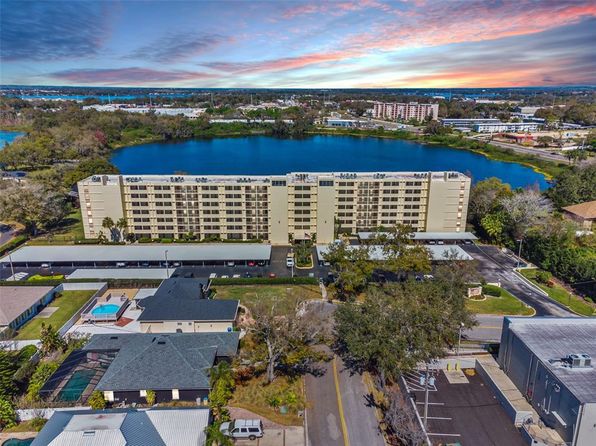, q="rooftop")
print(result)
[563,200,596,219]
[0,286,55,326]
[30,407,210,446]
[83,332,239,392]
[505,317,596,403]
[316,244,473,262]
[79,171,469,186]
[357,231,478,241]
[137,278,238,322]
[0,244,272,264]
